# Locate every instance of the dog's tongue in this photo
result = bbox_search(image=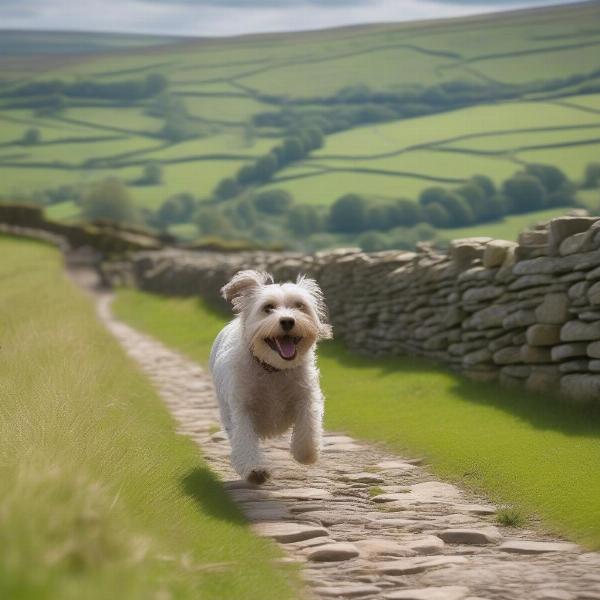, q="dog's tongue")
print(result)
[276,336,296,359]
